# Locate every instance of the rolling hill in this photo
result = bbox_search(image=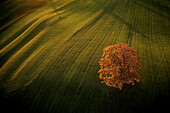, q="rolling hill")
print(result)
[0,0,170,113]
